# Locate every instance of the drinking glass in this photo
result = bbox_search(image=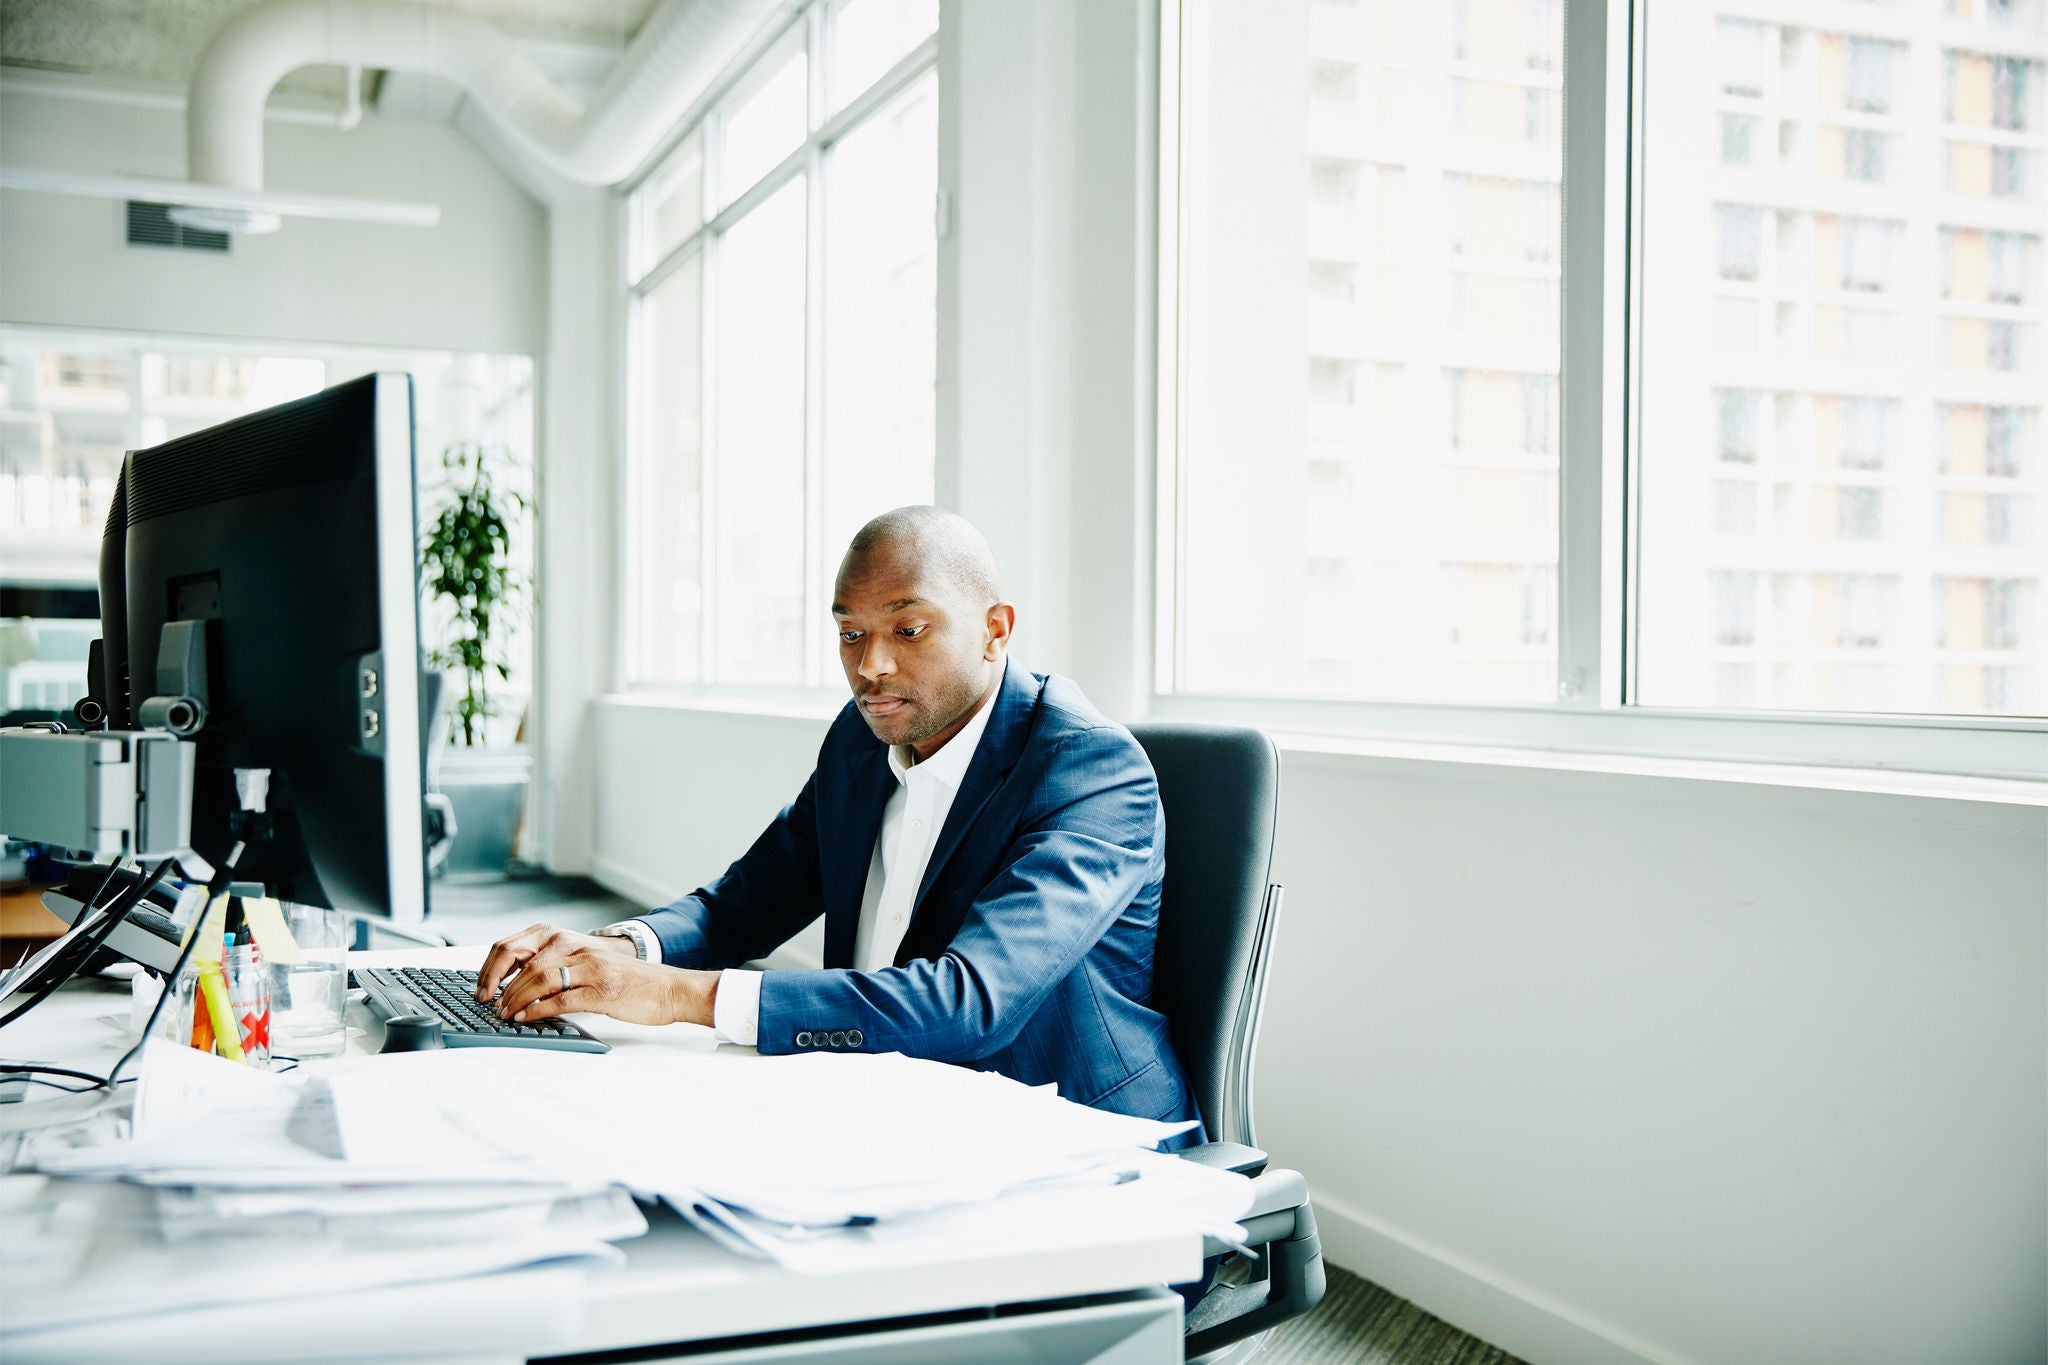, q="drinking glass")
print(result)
[268,903,349,1059]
